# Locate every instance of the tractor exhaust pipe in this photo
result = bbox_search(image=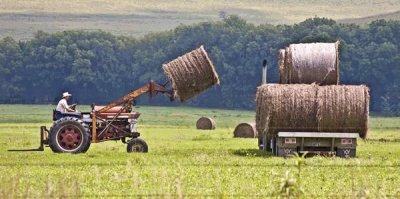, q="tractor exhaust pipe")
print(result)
[262,59,267,84]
